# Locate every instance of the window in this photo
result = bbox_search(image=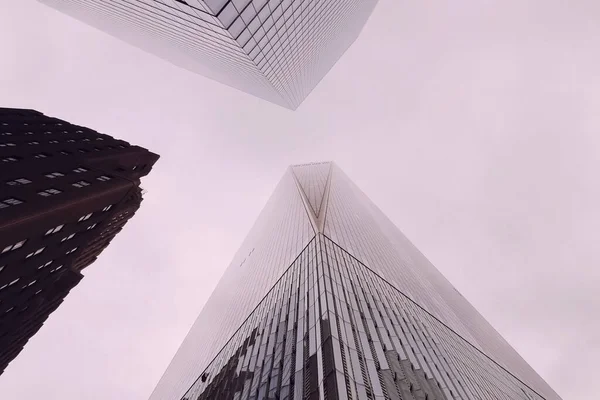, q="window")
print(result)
[96,137,104,141]
[38,188,61,197]
[25,247,45,258]
[45,225,64,235]
[2,156,19,162]
[72,180,90,188]
[67,139,76,143]
[33,153,49,158]
[6,178,31,186]
[28,141,39,145]
[50,265,63,273]
[1,198,24,208]
[60,233,75,242]
[78,213,92,222]
[59,150,71,155]
[73,167,88,173]
[0,265,4,273]
[75,130,83,133]
[49,140,59,144]
[97,175,111,182]
[22,280,37,289]
[2,239,26,254]
[65,247,78,255]
[38,261,53,270]
[86,223,97,231]
[0,142,16,147]
[82,138,90,142]
[0,132,12,135]
[78,149,89,153]
[102,205,112,212]
[45,172,64,179]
